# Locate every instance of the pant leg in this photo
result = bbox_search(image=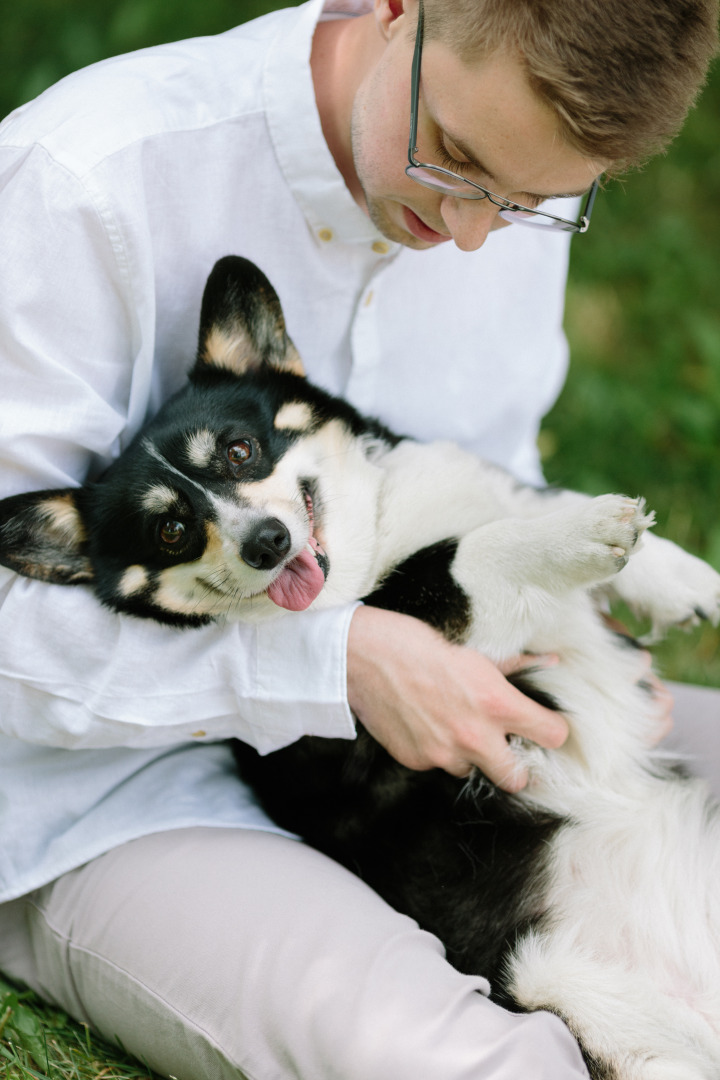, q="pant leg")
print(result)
[664,681,720,795]
[0,827,588,1080]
